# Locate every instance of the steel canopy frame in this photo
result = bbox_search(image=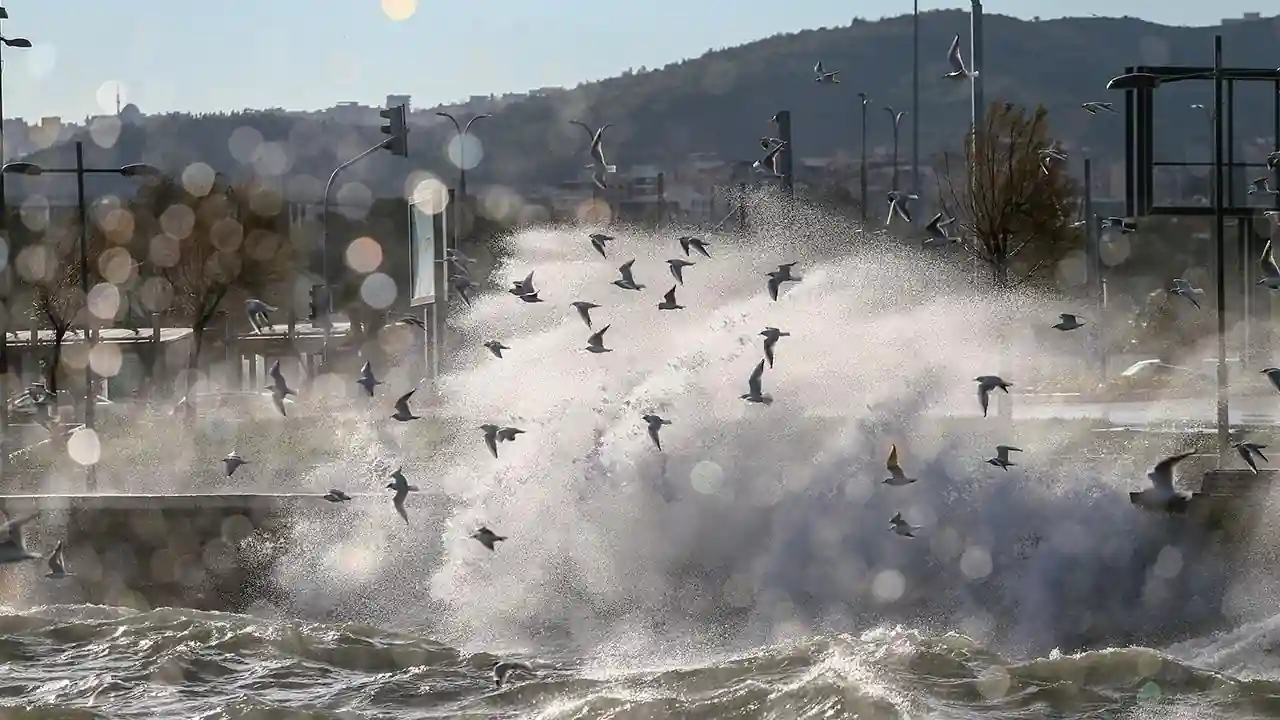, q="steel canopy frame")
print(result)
[1123,63,1280,218]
